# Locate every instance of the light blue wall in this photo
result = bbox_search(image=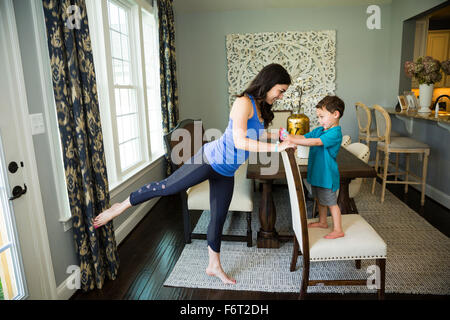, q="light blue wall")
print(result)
[175,3,393,141]
[174,0,449,208]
